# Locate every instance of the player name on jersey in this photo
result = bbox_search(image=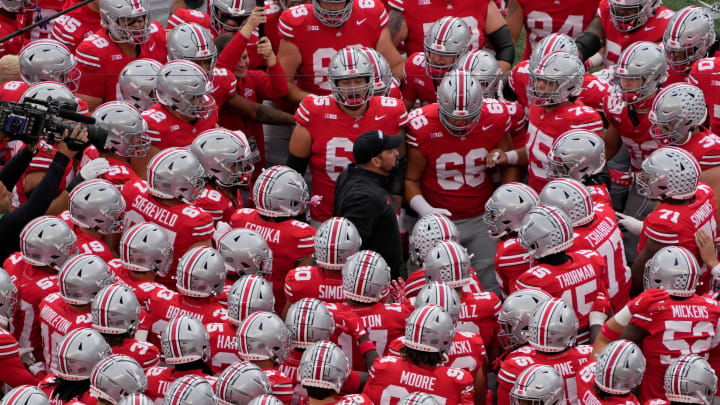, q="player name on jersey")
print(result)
[245,223,281,244]
[555,264,596,289]
[583,216,615,246]
[130,195,179,228]
[671,305,709,318]
[691,200,714,228]
[400,370,438,391]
